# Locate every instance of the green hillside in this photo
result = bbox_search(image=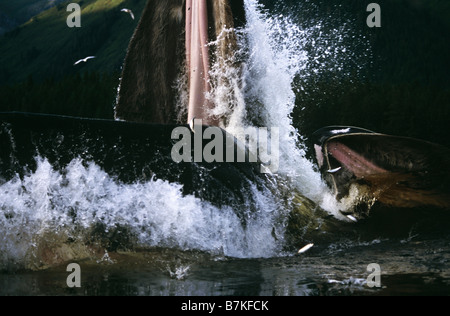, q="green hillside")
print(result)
[0,0,145,84]
[0,0,145,119]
